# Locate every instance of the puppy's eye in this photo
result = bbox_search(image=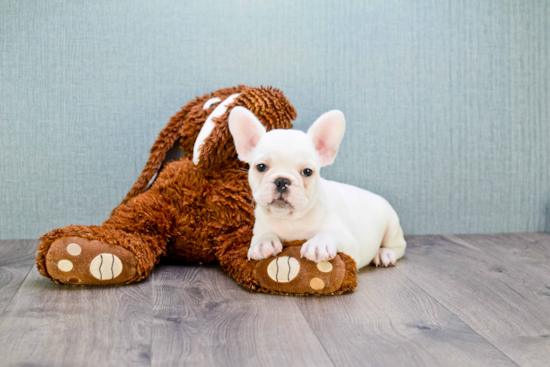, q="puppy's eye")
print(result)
[256,164,268,172]
[301,168,313,177]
